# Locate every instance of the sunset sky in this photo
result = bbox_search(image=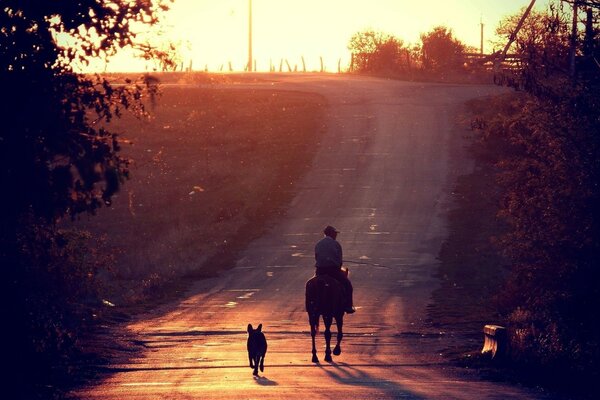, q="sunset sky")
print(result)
[88,0,552,72]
